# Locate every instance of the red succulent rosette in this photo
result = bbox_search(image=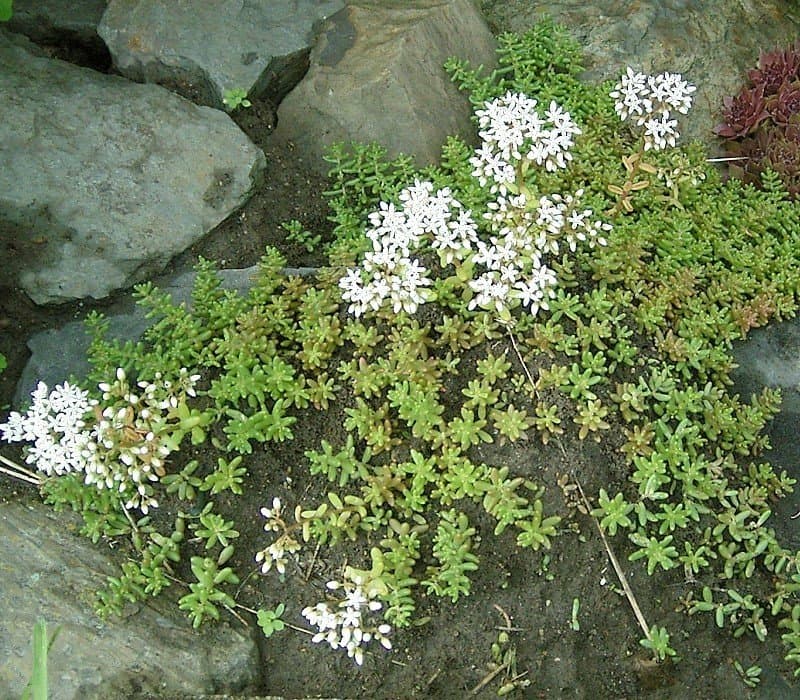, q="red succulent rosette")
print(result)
[713,83,770,139]
[764,123,800,198]
[715,43,800,199]
[725,125,800,199]
[747,43,800,97]
[768,79,800,126]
